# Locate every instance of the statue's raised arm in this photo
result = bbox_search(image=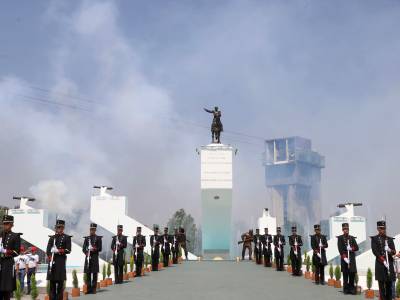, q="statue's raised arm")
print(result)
[204,108,213,114]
